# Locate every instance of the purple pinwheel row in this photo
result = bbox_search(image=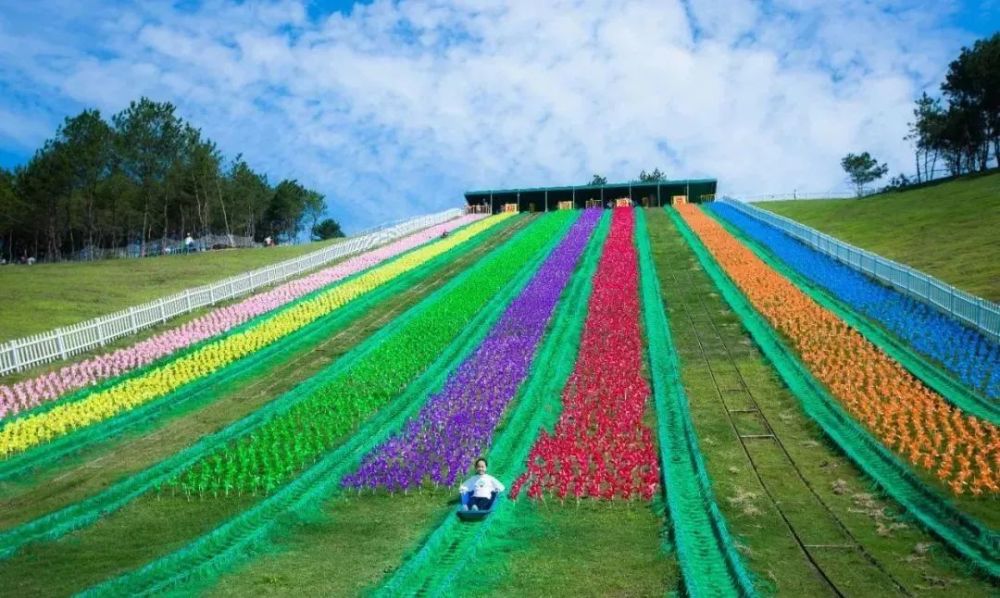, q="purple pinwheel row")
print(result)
[342,209,602,492]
